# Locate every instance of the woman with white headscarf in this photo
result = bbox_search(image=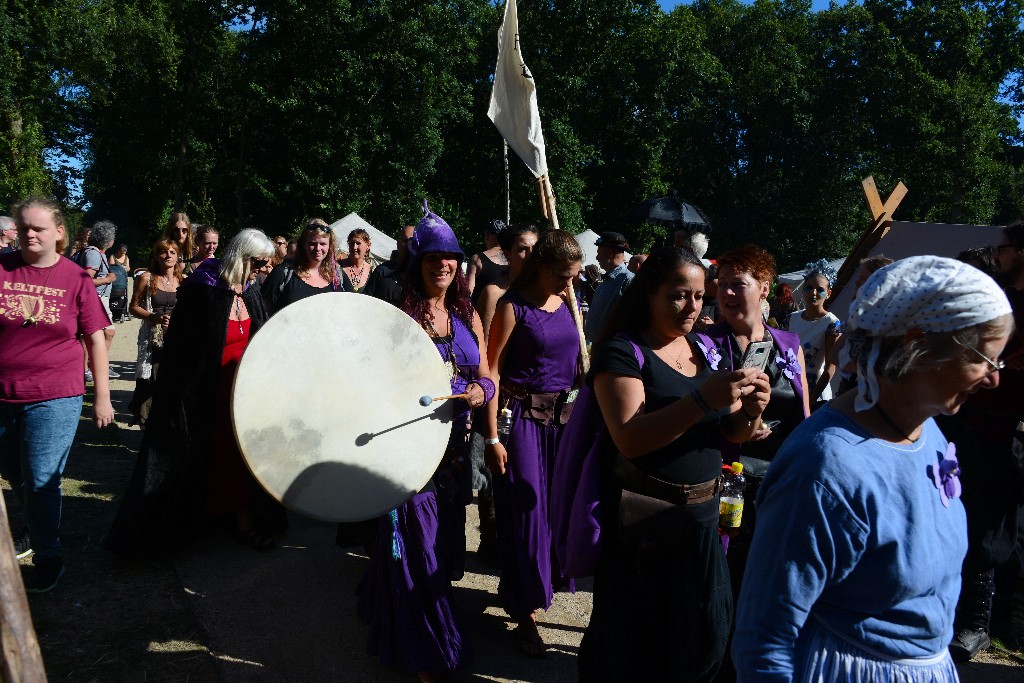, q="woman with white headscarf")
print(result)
[733,256,1013,682]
